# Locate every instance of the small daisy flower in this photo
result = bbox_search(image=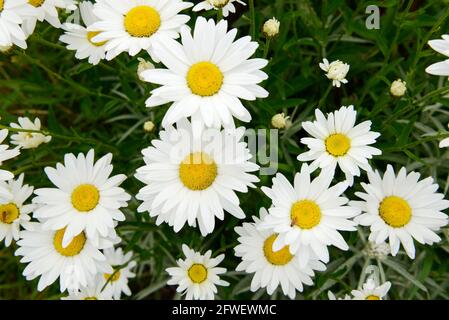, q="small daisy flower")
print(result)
[351,165,449,259]
[0,174,33,246]
[101,247,136,300]
[363,241,390,260]
[262,17,280,38]
[319,58,350,87]
[89,0,193,61]
[62,278,113,300]
[137,57,154,81]
[16,222,113,292]
[135,119,259,236]
[234,208,326,299]
[0,0,34,49]
[0,129,20,197]
[426,35,449,76]
[143,120,155,133]
[259,164,360,264]
[297,105,382,185]
[166,244,229,300]
[192,0,245,18]
[142,17,269,135]
[271,113,289,129]
[22,0,77,37]
[59,1,107,65]
[351,278,391,300]
[33,149,131,247]
[10,117,51,149]
[327,291,352,300]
